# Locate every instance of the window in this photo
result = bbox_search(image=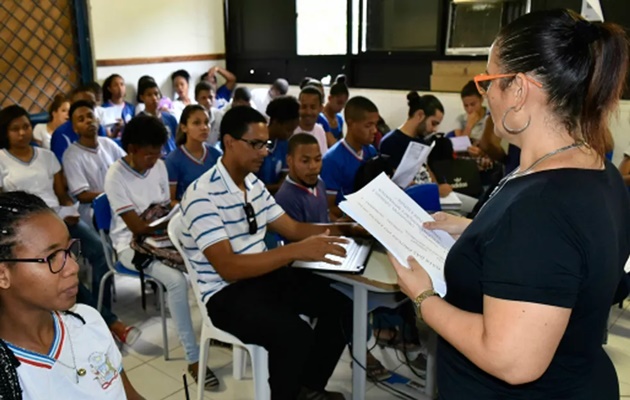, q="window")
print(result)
[362,0,440,52]
[296,0,347,55]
